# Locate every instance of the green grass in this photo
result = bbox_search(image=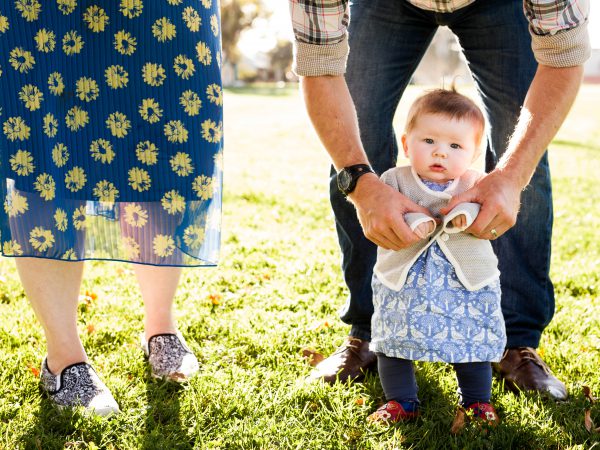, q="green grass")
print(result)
[1,84,599,449]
